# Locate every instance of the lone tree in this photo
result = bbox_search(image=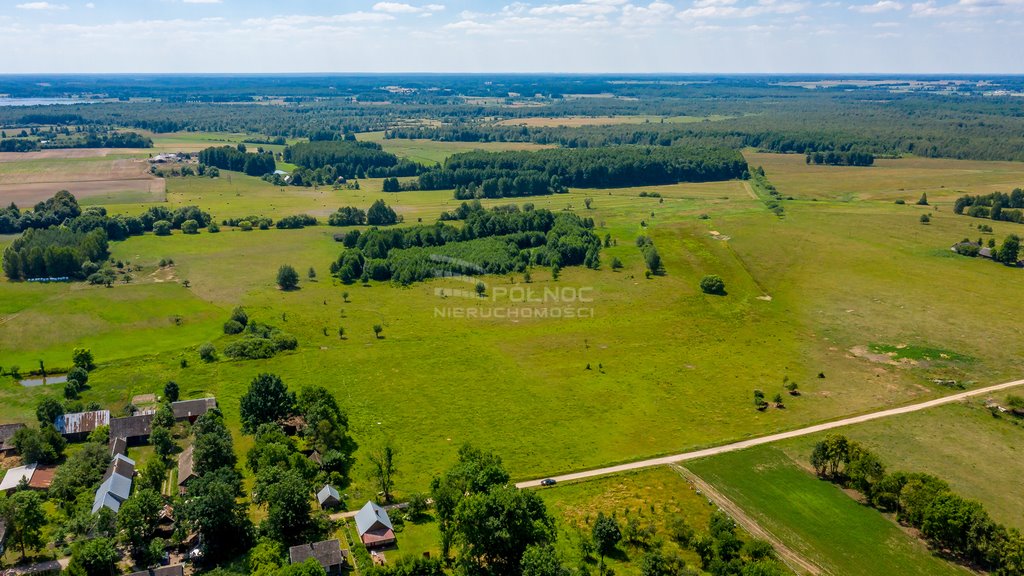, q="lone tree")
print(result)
[475,281,486,298]
[373,324,383,339]
[369,440,398,503]
[996,234,1021,265]
[0,490,47,560]
[700,275,726,295]
[277,265,299,290]
[592,512,622,571]
[72,347,95,371]
[917,192,929,206]
[239,373,296,434]
[164,380,180,402]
